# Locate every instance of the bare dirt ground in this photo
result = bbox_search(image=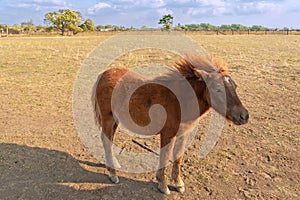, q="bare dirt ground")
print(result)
[0,33,299,200]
